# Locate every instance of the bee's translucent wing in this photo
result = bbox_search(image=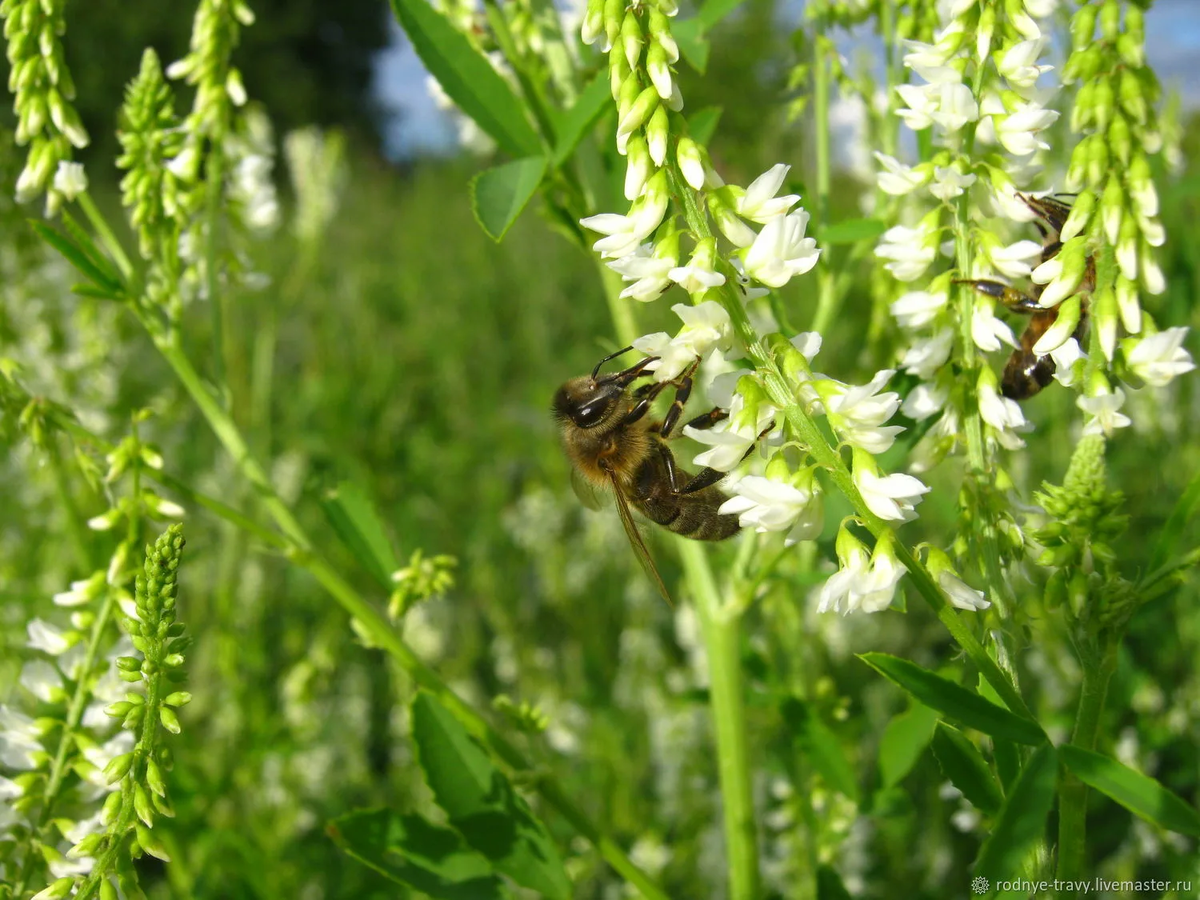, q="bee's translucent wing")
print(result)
[570,466,606,511]
[605,470,673,607]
